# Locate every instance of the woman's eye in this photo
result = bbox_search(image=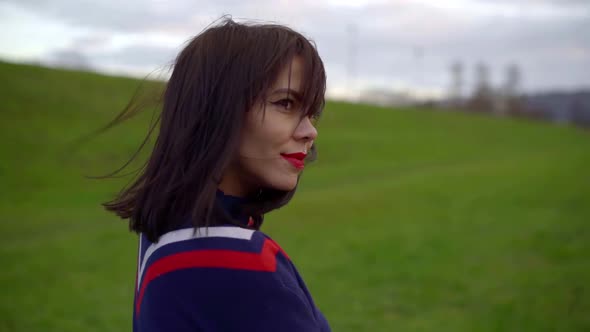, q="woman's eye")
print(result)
[273,99,294,110]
